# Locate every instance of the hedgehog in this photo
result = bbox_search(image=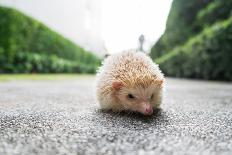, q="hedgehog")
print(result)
[95,50,165,115]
